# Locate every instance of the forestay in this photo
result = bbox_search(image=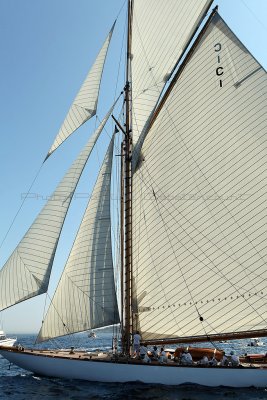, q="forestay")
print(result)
[132,13,267,341]
[0,106,114,311]
[131,0,212,142]
[46,22,115,159]
[37,137,119,342]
